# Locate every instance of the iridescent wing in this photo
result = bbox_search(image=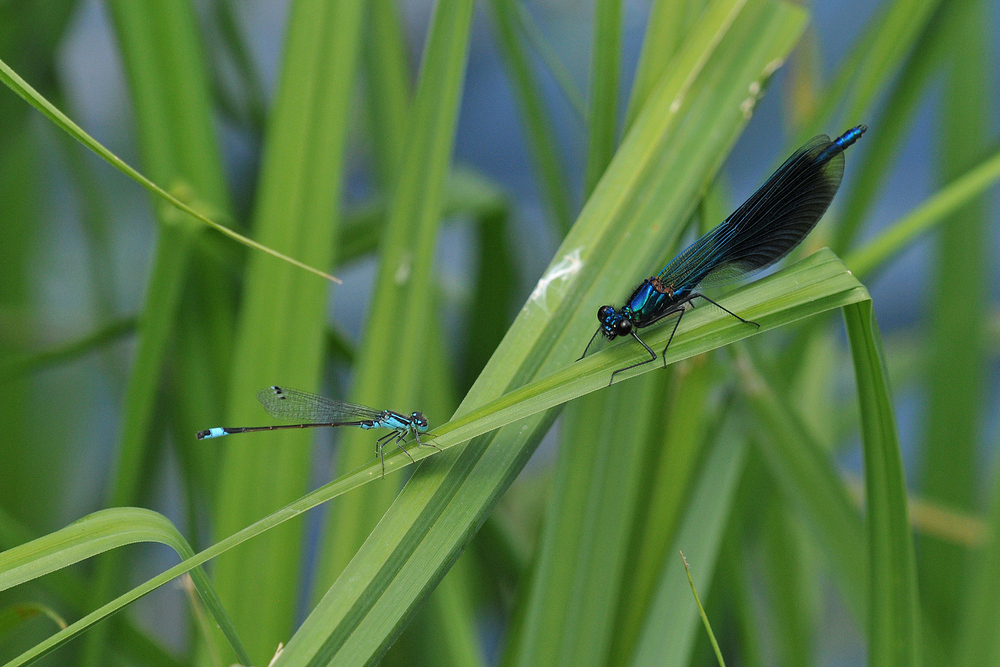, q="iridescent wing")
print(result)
[657,133,846,291]
[256,386,382,424]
